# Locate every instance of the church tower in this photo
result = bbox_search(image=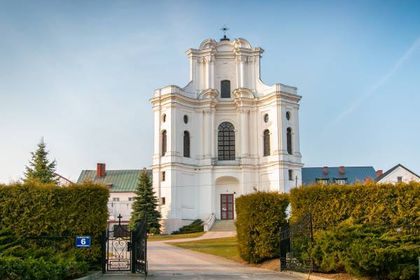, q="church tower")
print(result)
[151,36,303,233]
